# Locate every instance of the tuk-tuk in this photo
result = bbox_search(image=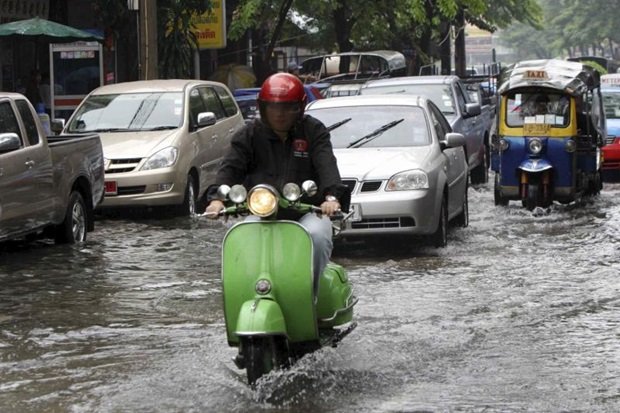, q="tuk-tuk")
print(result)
[299,50,406,84]
[491,59,606,210]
